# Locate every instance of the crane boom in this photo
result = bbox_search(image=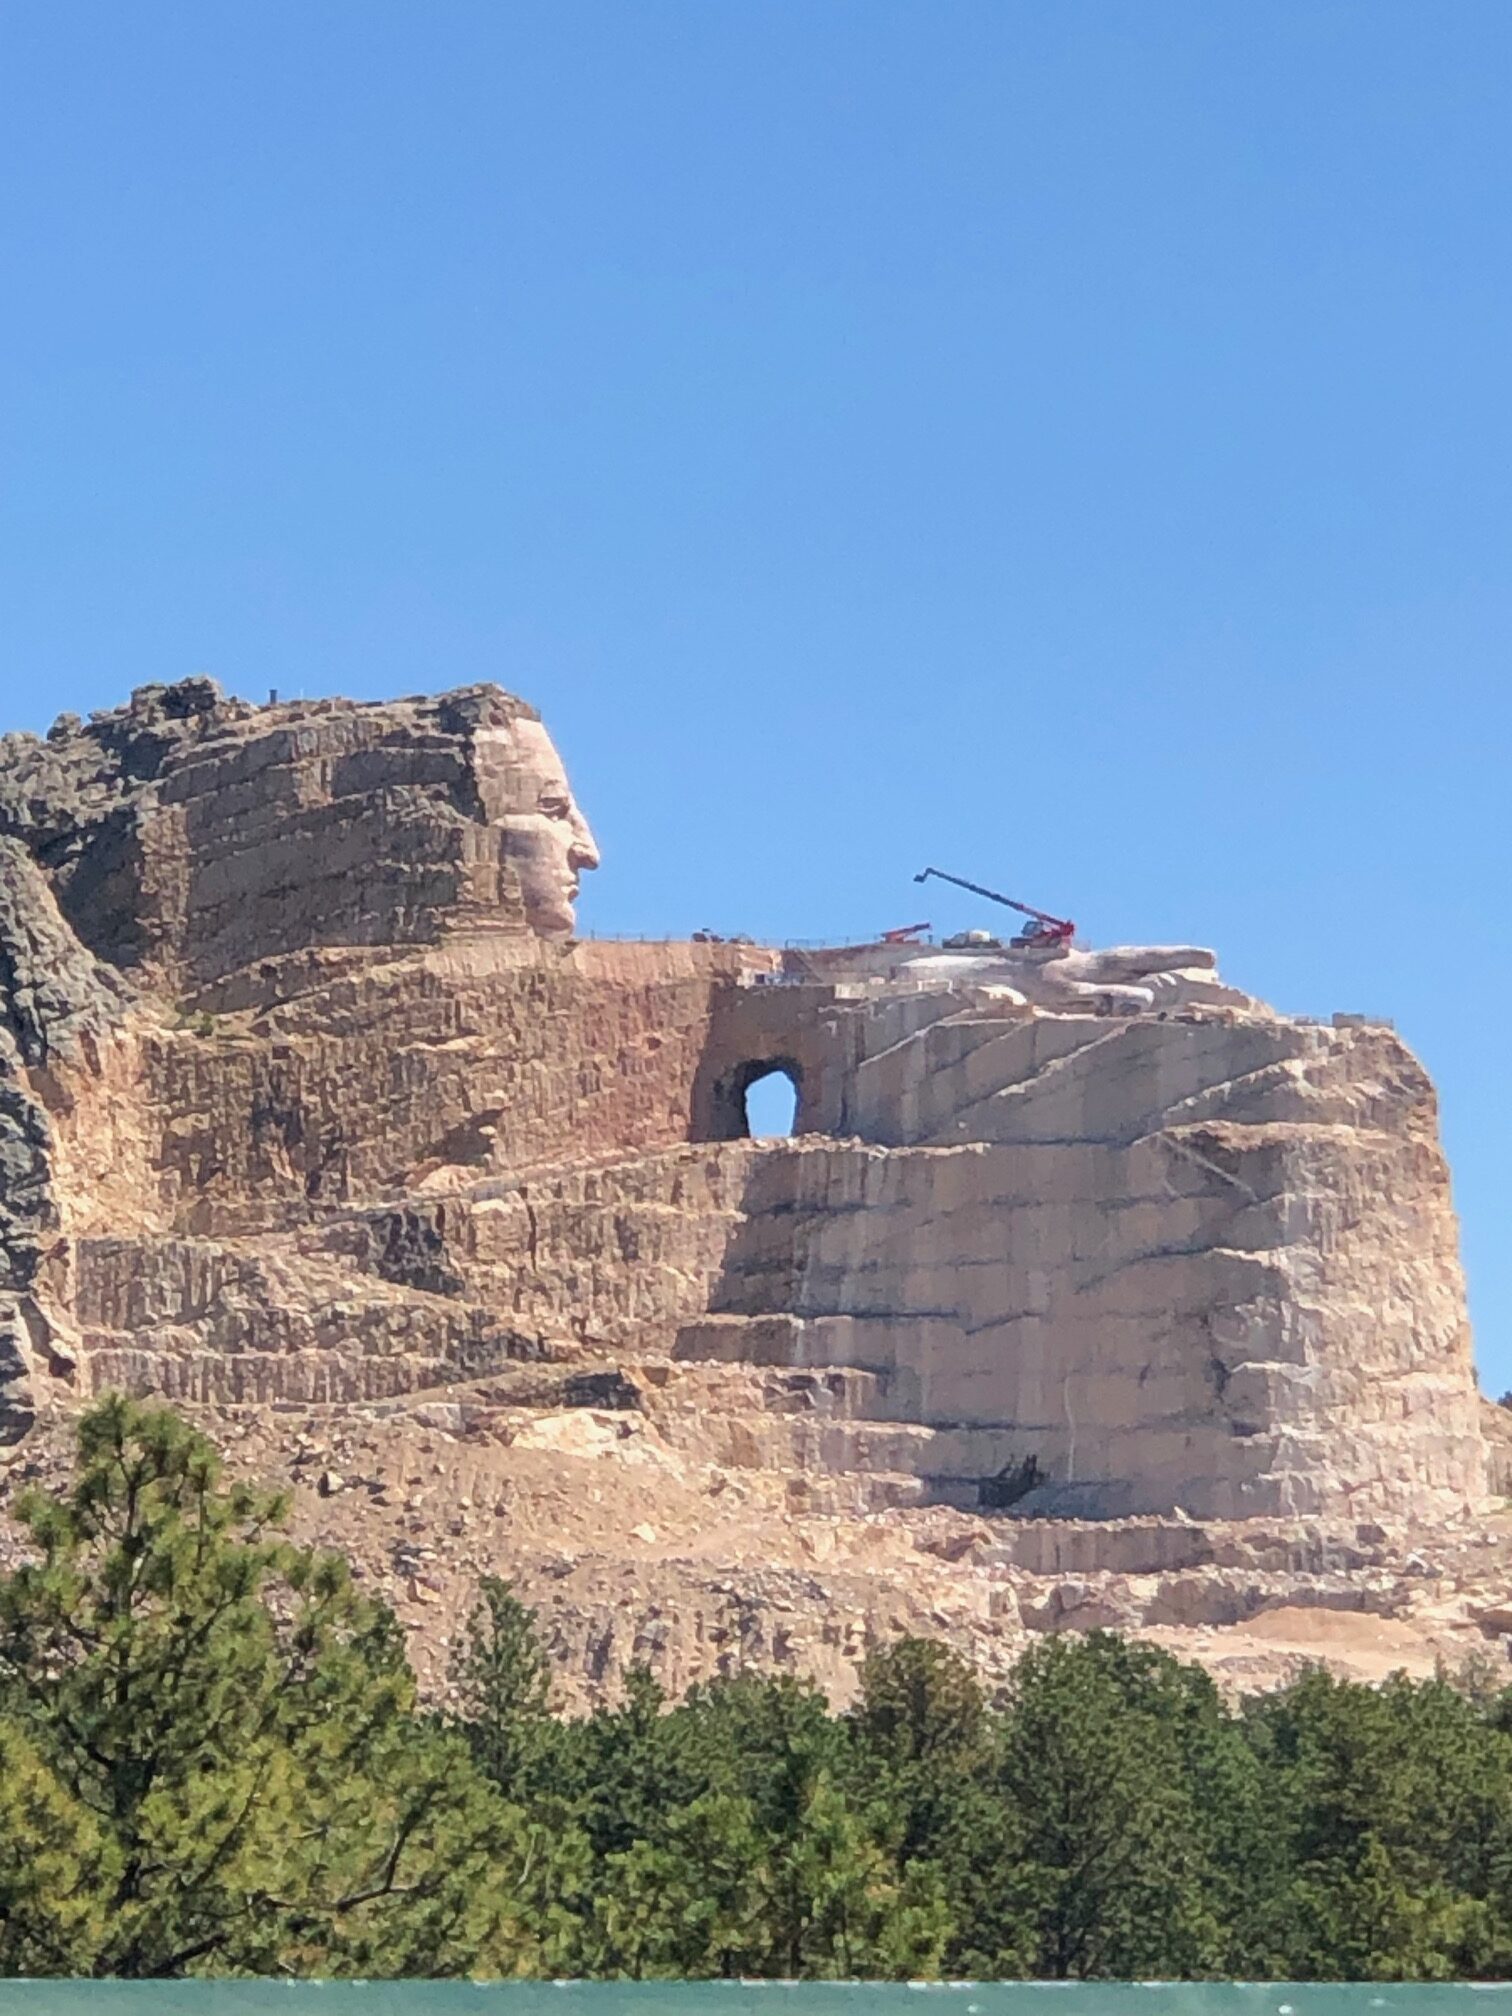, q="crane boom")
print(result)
[912,867,1075,944]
